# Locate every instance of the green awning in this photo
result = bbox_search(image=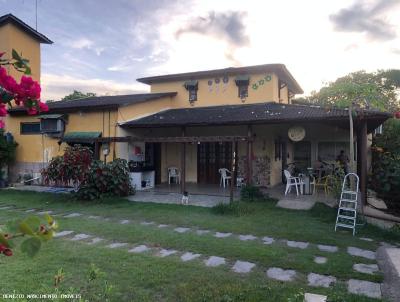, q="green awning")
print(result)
[37,114,64,119]
[62,131,102,142]
[235,75,250,84]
